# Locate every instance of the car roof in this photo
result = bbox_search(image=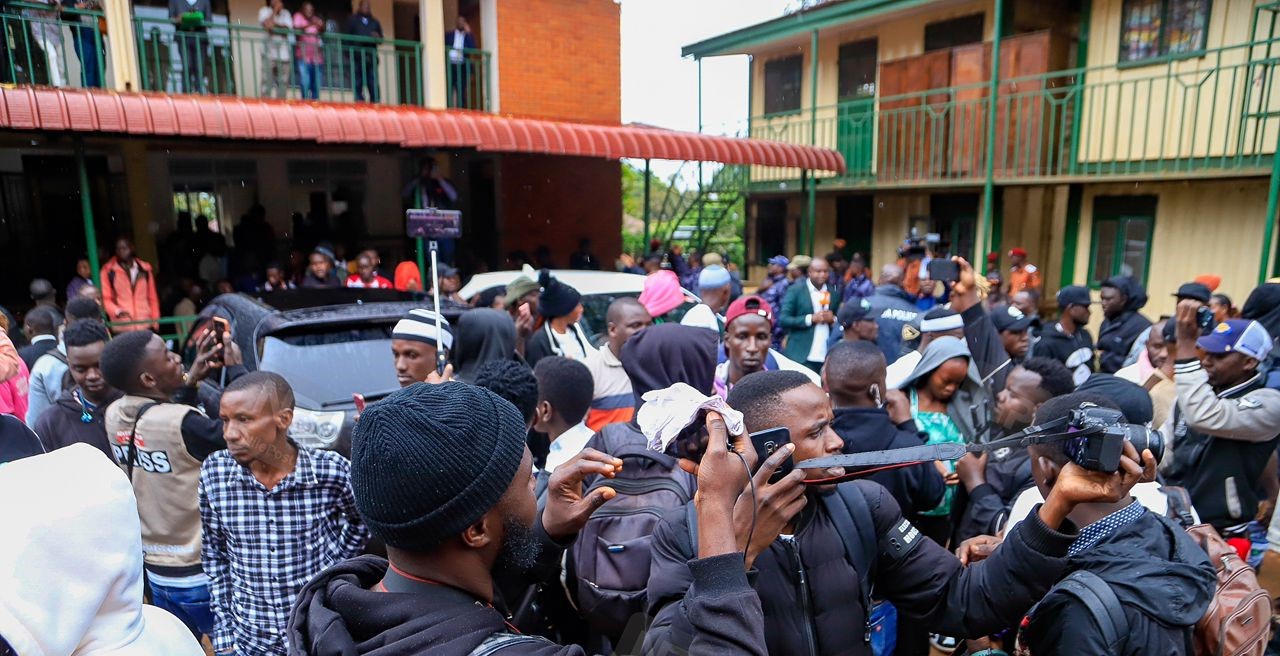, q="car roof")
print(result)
[459,269,696,301]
